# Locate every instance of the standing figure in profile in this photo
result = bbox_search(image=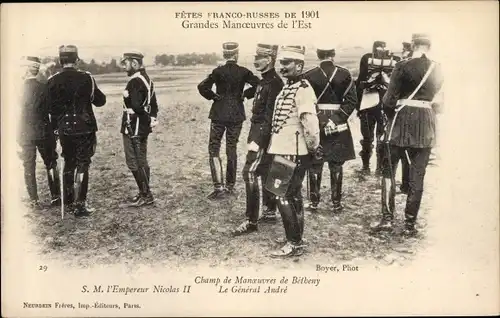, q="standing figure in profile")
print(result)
[266,45,321,257]
[303,46,358,214]
[120,51,159,207]
[17,56,61,209]
[197,42,260,200]
[47,45,106,217]
[371,33,444,237]
[356,41,400,175]
[232,43,284,236]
